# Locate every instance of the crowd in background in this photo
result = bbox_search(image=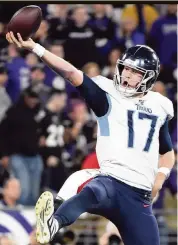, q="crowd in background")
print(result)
[0,3,177,245]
